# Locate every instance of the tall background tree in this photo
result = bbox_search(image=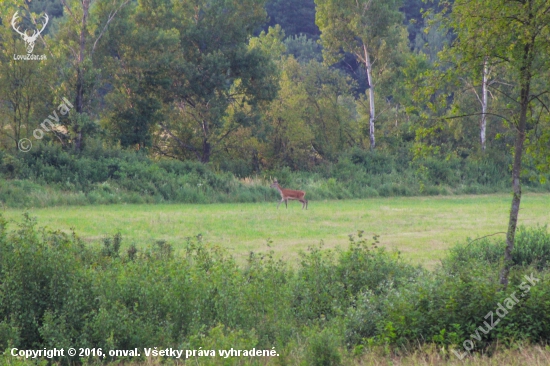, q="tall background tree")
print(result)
[315,0,404,150]
[0,3,54,150]
[53,0,130,151]
[131,0,280,163]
